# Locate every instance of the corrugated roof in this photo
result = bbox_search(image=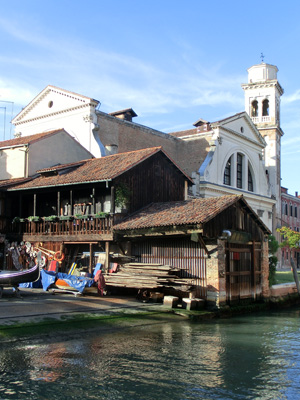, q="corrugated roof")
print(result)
[8,146,188,190]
